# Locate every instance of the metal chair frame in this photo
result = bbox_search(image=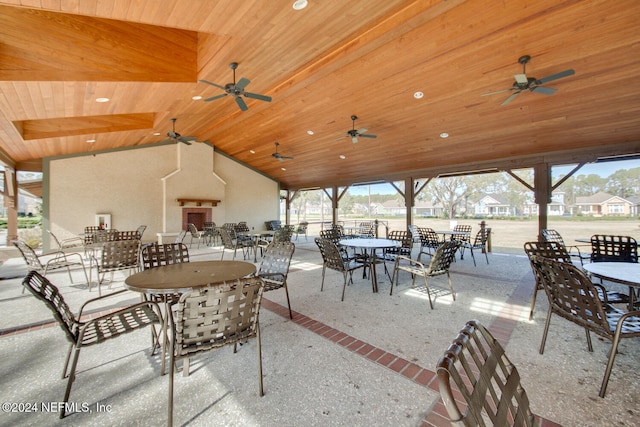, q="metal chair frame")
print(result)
[22,271,162,419]
[168,277,265,427]
[390,240,460,309]
[257,241,295,318]
[530,255,640,398]
[437,320,540,426]
[315,237,365,301]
